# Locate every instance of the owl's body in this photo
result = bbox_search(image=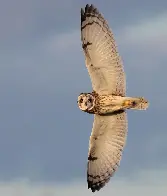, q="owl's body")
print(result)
[78,92,148,115]
[77,4,149,193]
